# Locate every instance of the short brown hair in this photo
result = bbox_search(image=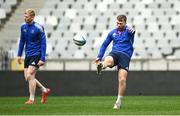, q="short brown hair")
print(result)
[117,15,127,22]
[25,9,35,17]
